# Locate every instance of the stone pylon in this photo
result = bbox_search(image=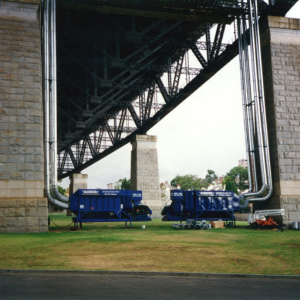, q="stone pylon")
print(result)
[257,16,300,226]
[69,174,88,195]
[0,1,47,233]
[67,174,88,216]
[130,135,162,218]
